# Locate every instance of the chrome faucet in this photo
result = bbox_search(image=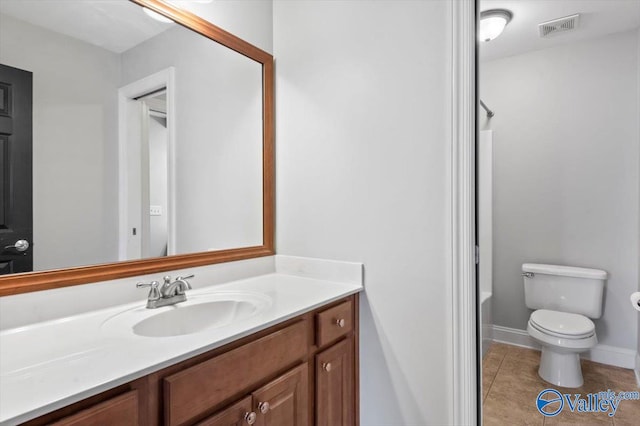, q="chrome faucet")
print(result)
[137,274,194,309]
